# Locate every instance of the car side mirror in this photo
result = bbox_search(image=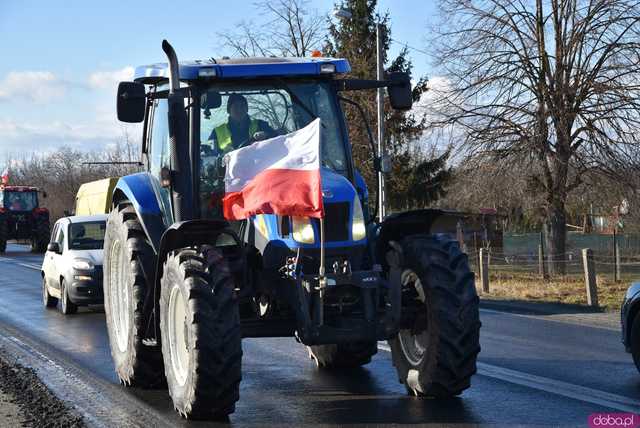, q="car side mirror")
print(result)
[386,72,412,110]
[47,242,60,254]
[117,81,146,123]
